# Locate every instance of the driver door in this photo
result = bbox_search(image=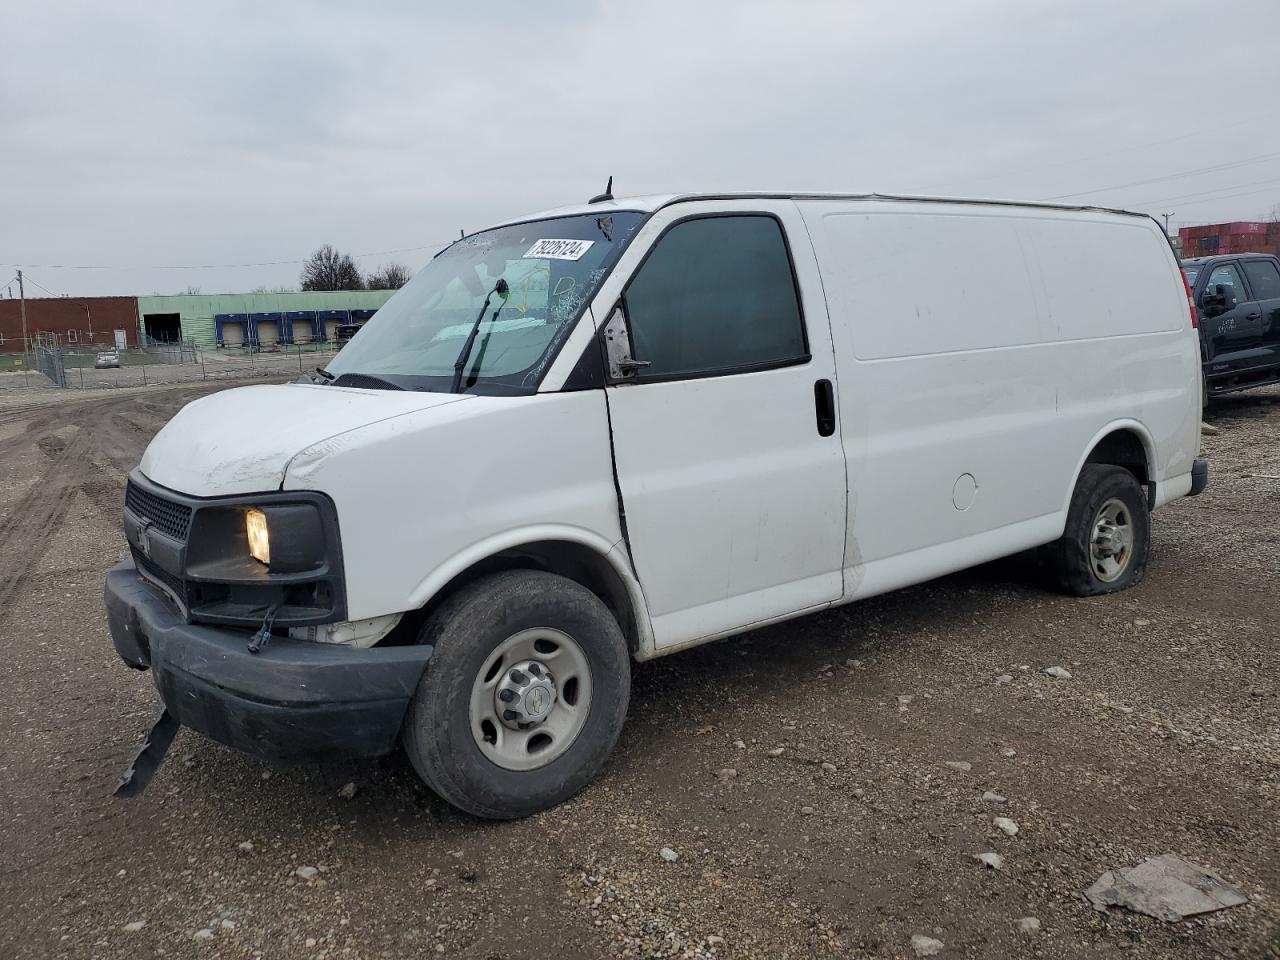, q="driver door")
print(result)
[600,202,847,651]
[1202,261,1264,375]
